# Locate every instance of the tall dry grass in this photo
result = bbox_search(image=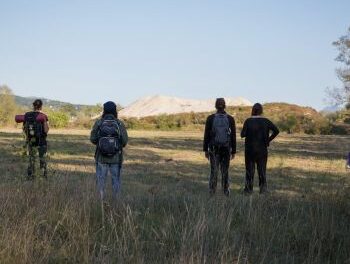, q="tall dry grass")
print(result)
[0,130,349,263]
